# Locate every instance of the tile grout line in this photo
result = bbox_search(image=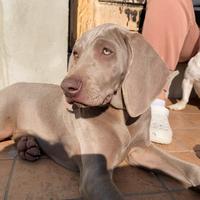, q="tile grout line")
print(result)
[3,156,17,200]
[173,128,200,130]
[171,127,200,130]
[170,112,200,115]
[0,158,17,161]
